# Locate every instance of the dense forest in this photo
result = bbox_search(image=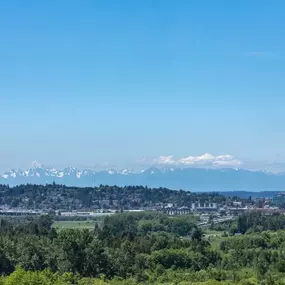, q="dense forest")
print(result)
[1,212,285,284]
[0,184,243,210]
[212,211,285,234]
